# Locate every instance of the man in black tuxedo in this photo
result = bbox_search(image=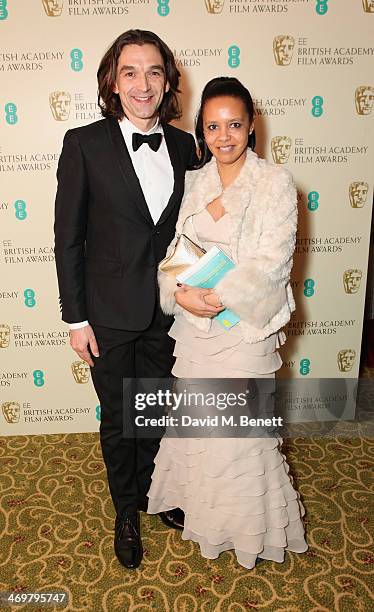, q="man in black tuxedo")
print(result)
[54,30,197,569]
